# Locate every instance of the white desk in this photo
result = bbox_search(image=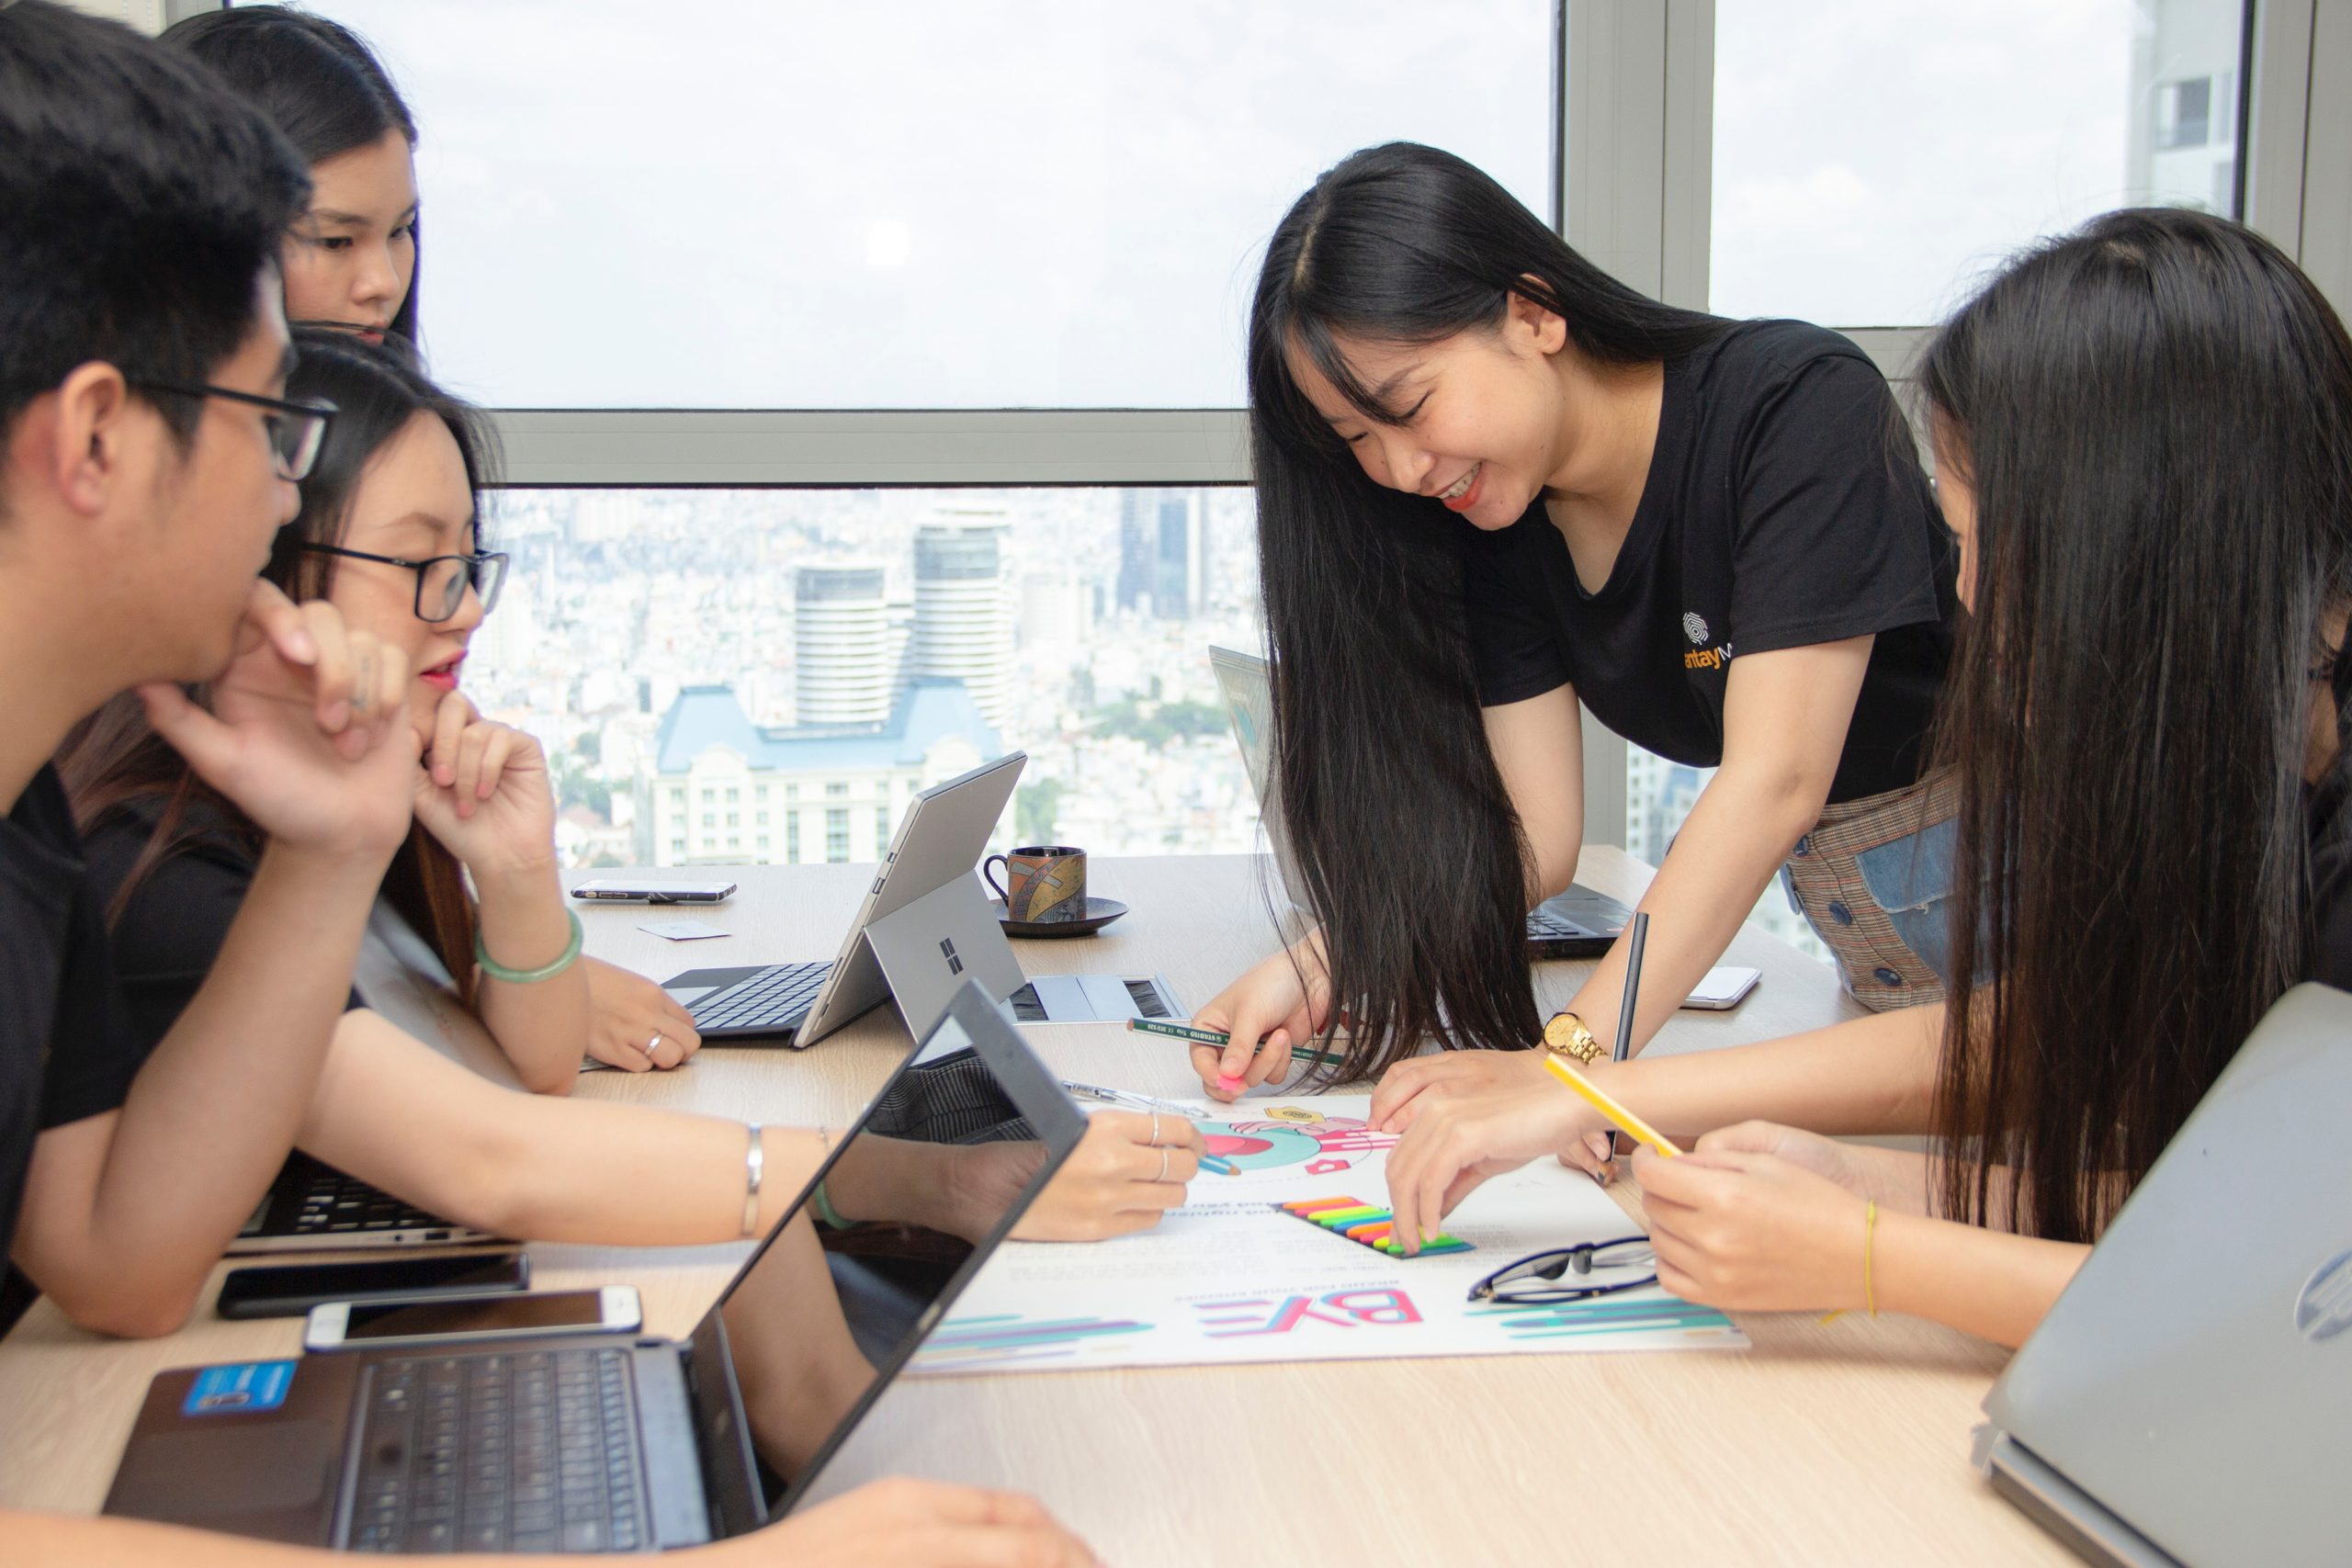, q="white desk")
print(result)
[0,850,2068,1564]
